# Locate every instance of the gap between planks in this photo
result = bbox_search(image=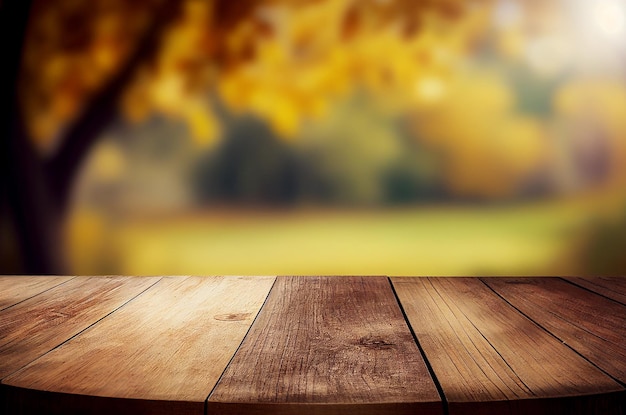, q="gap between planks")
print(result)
[391,277,625,415]
[0,276,75,311]
[0,276,162,381]
[482,277,626,387]
[207,276,442,415]
[3,276,276,415]
[2,276,626,415]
